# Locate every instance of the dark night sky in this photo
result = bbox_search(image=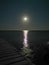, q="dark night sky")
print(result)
[0,0,49,30]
